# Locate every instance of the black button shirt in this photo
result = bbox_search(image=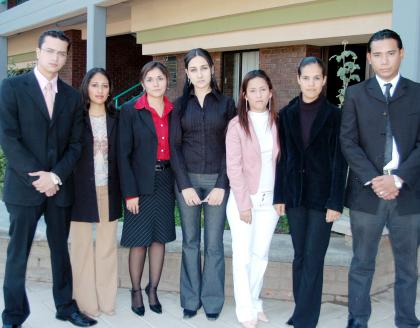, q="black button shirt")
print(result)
[170,90,236,191]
